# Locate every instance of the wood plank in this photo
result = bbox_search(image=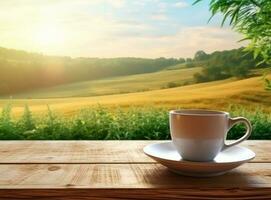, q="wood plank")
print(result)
[0,189,271,200]
[0,140,269,163]
[0,163,270,199]
[0,163,270,188]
